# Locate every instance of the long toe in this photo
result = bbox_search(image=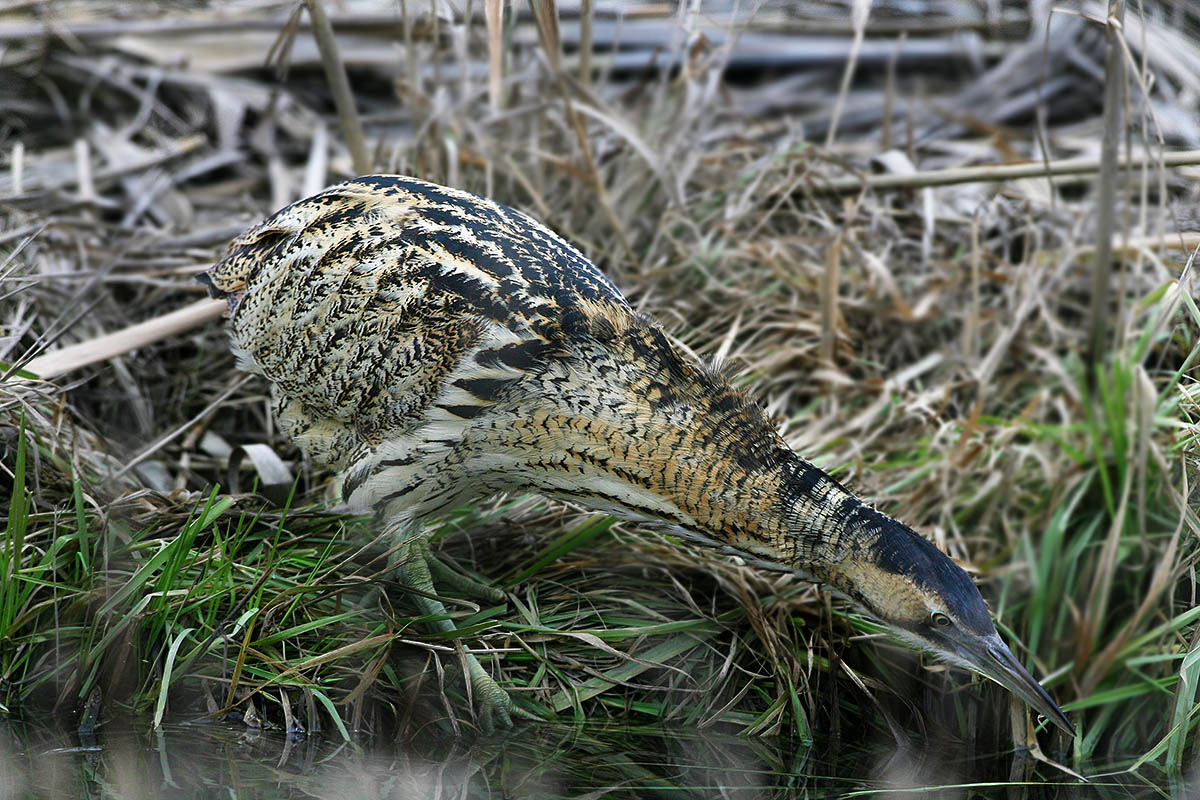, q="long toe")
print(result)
[424,550,507,605]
